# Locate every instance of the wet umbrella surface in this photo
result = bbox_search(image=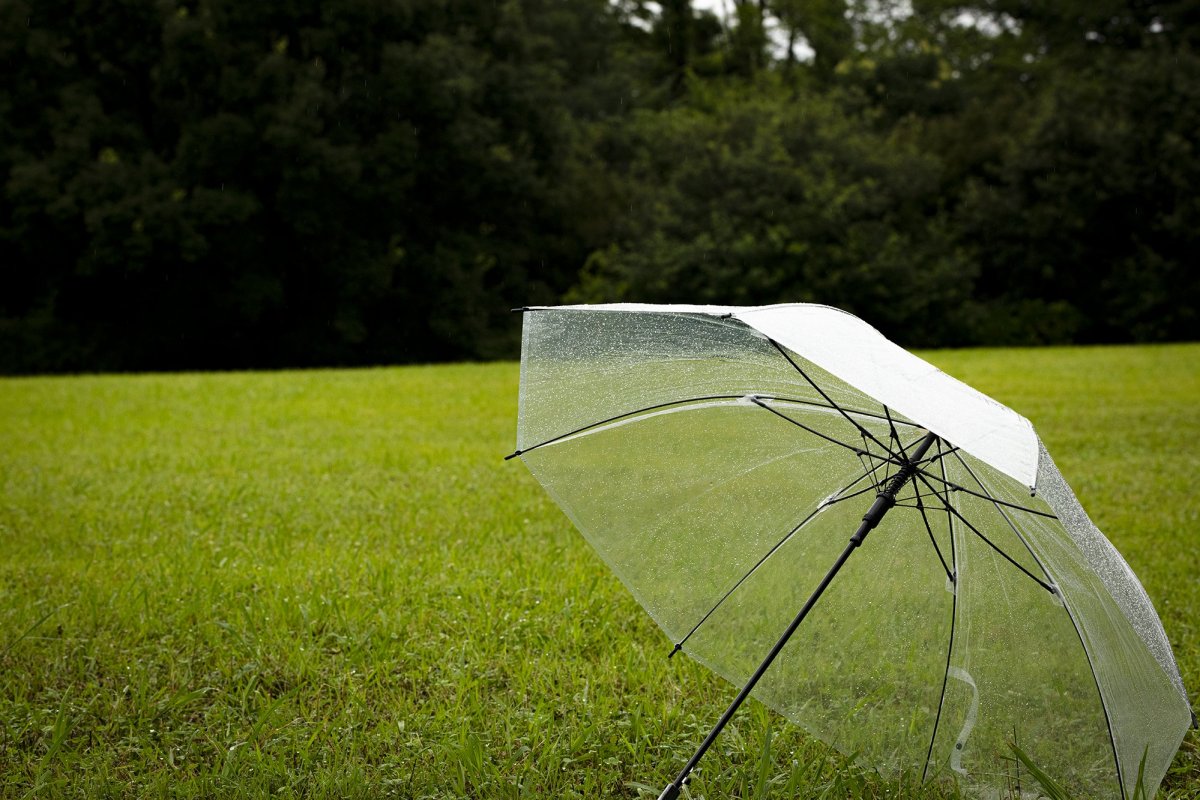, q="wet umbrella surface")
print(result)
[508,303,1193,799]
